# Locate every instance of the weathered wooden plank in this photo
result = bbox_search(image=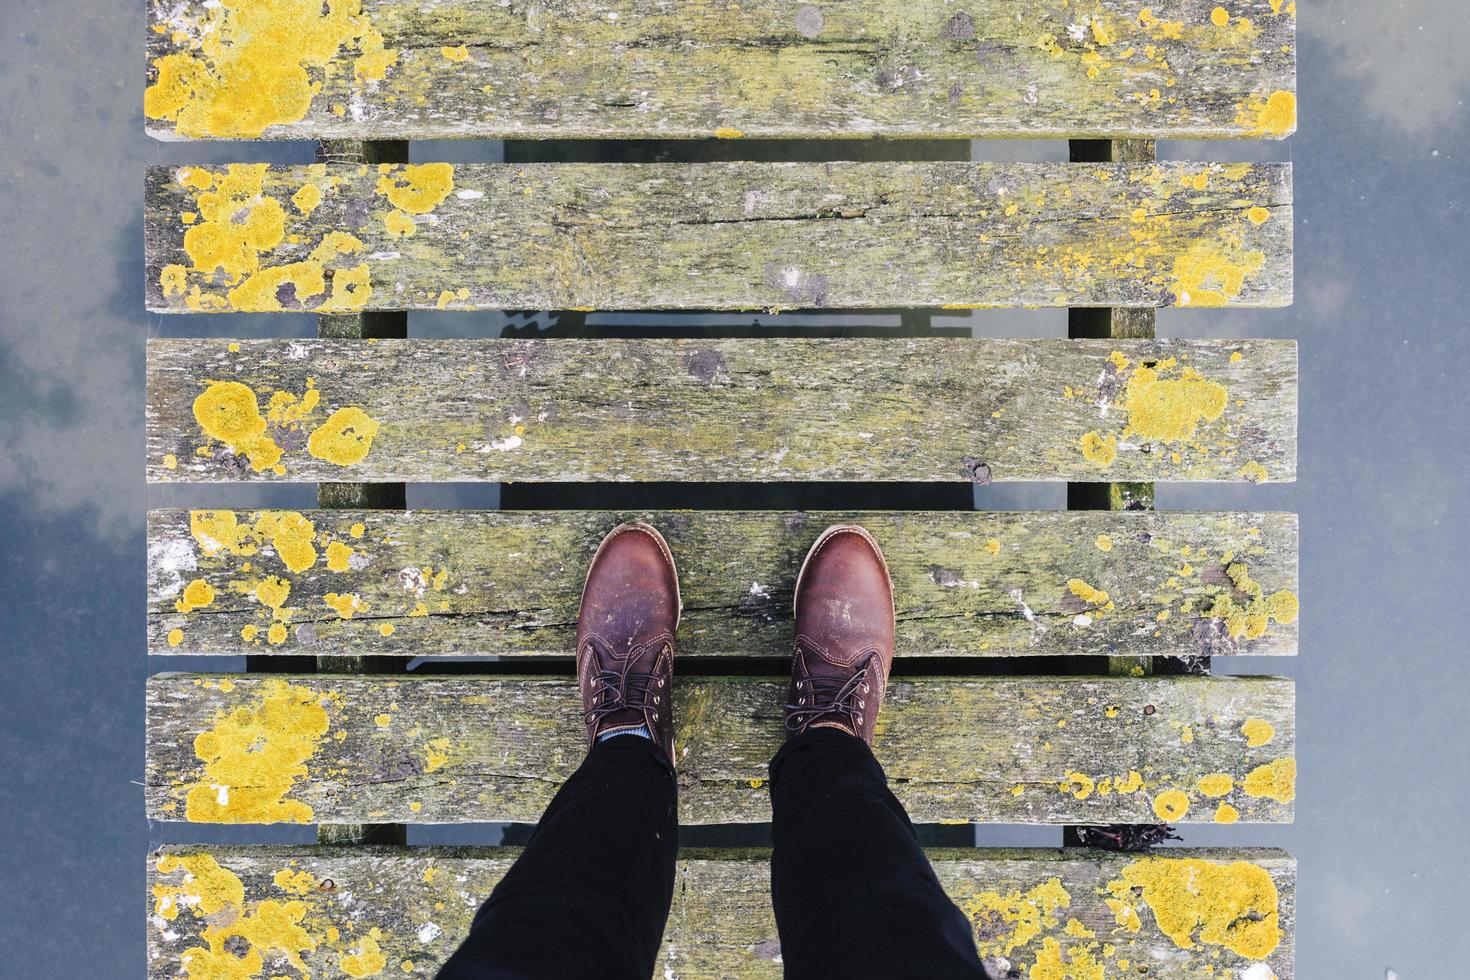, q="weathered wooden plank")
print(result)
[145,673,1295,825]
[144,161,1293,312]
[146,338,1297,483]
[148,845,1296,978]
[148,509,1299,659]
[144,0,1298,142]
